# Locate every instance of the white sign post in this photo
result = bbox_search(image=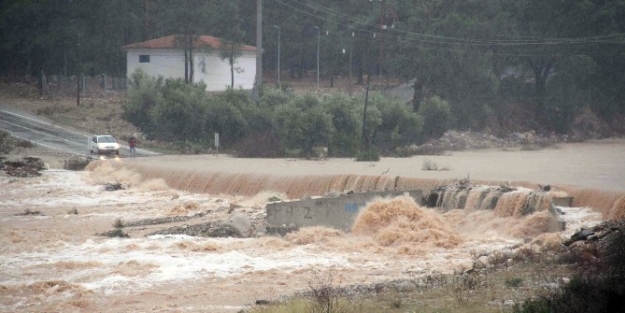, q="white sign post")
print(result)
[214,133,220,157]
